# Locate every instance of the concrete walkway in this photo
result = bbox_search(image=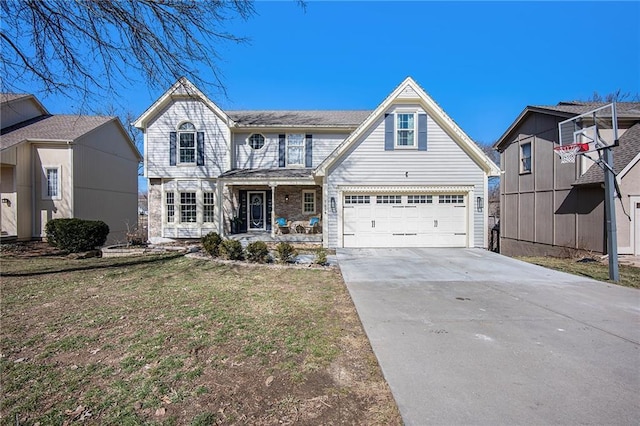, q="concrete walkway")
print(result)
[337,248,640,425]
